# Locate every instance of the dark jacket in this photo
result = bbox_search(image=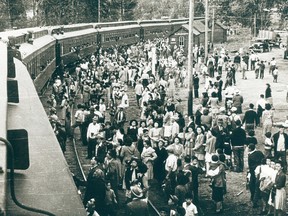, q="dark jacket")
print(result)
[275,170,286,189]
[231,126,246,147]
[126,199,149,216]
[248,150,264,172]
[272,132,288,152]
[243,109,258,125]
